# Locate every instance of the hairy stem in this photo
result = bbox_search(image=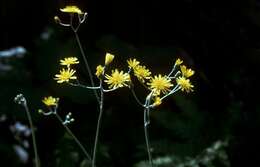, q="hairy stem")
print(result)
[92,80,104,167]
[54,113,92,162]
[23,102,40,167]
